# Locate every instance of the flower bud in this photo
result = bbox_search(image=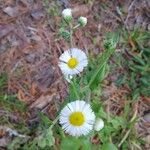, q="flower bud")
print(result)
[59,28,71,41]
[64,74,73,83]
[94,118,104,131]
[78,16,87,27]
[62,8,72,22]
